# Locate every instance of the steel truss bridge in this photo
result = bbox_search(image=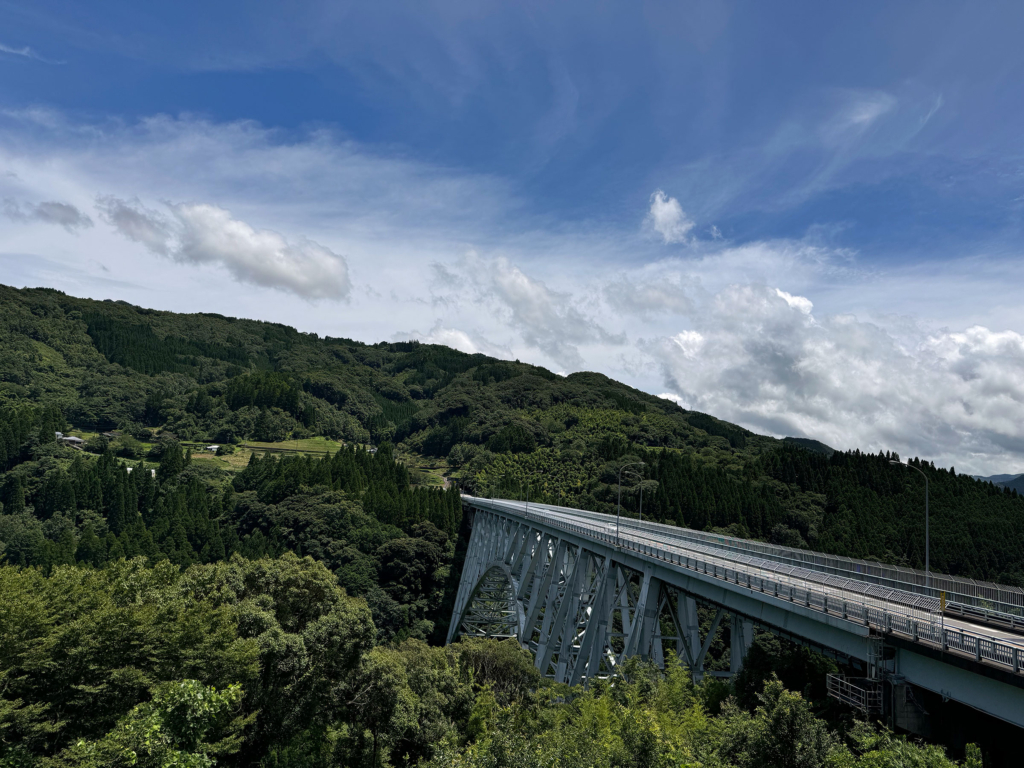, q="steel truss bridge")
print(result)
[448,496,1024,730]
